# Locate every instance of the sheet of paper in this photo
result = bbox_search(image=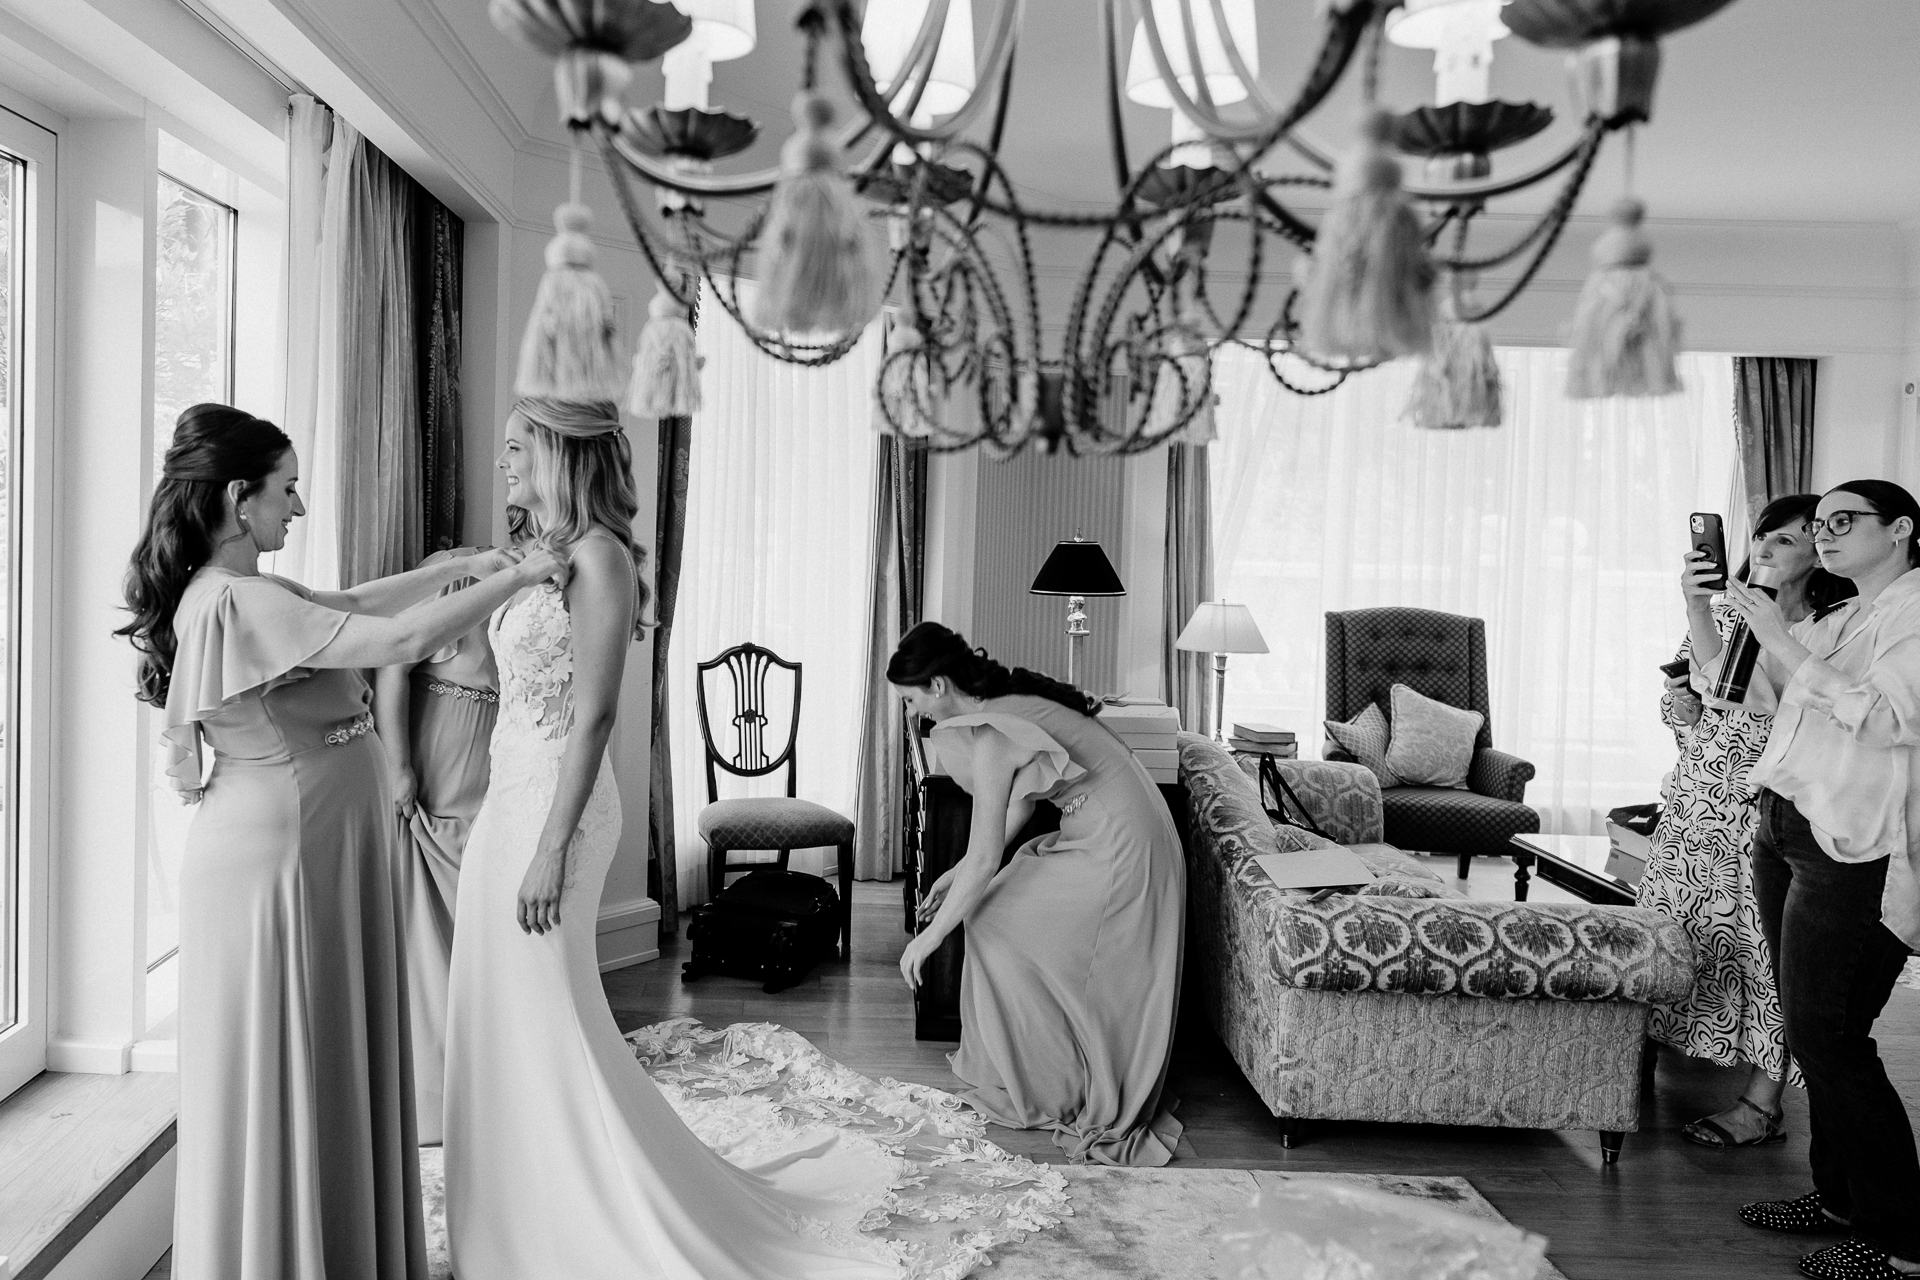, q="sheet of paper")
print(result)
[1252,848,1376,891]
